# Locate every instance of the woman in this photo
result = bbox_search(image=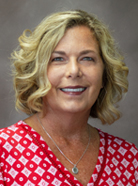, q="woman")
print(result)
[0,10,137,186]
